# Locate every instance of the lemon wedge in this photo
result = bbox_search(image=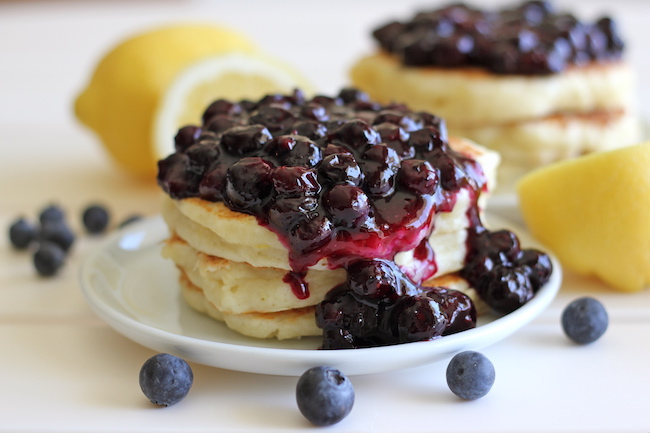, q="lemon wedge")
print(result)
[74,23,313,179]
[154,52,314,161]
[517,142,650,292]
